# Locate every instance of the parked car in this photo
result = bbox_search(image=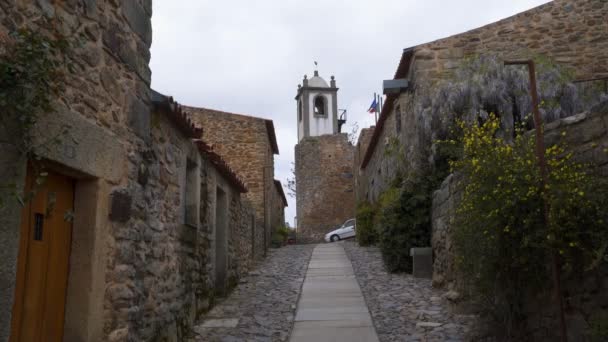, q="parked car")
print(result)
[324,218,356,242]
